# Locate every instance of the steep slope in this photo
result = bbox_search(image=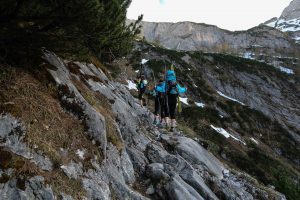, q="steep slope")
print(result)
[1,51,293,199]
[129,41,300,199]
